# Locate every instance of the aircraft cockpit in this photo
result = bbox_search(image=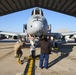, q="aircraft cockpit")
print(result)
[31,8,43,16]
